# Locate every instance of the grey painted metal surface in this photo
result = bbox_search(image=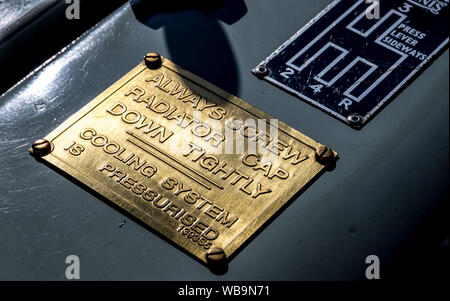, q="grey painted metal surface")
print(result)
[0,0,57,42]
[0,0,128,94]
[0,1,448,280]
